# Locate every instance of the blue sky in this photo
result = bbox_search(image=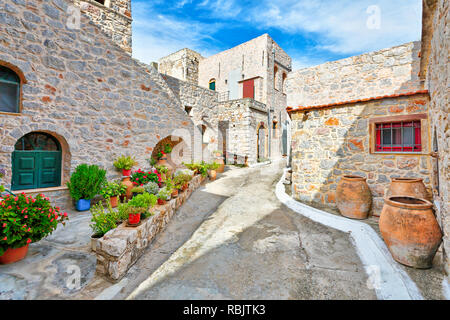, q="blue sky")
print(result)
[131,0,423,70]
